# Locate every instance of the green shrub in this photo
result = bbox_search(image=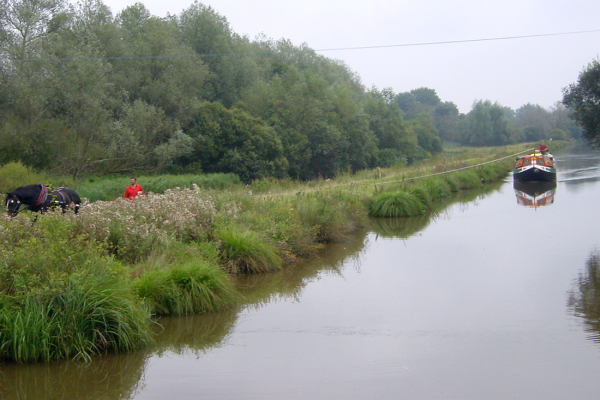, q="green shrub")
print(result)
[369,190,425,217]
[137,240,221,273]
[0,215,152,362]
